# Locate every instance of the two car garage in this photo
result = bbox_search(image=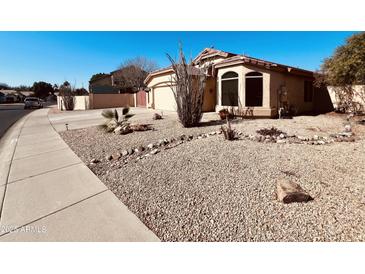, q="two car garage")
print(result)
[152,85,176,111]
